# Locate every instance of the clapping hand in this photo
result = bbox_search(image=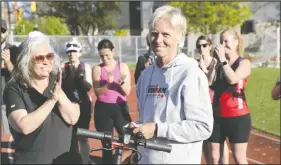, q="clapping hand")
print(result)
[214,44,226,62]
[199,55,208,73]
[50,71,62,102]
[108,72,114,83]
